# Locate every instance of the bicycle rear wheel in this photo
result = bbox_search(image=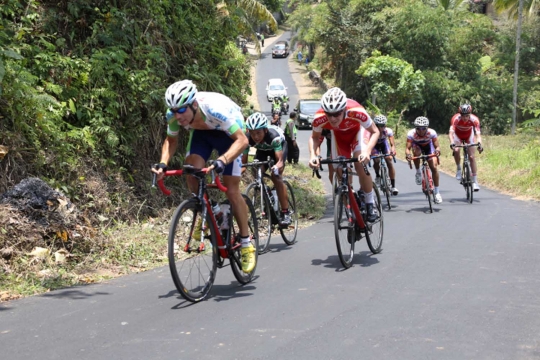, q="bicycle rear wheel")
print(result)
[365,186,384,254]
[423,167,433,213]
[280,180,298,245]
[168,198,218,303]
[381,166,392,210]
[464,162,473,203]
[334,190,355,268]
[245,182,272,254]
[227,194,259,284]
